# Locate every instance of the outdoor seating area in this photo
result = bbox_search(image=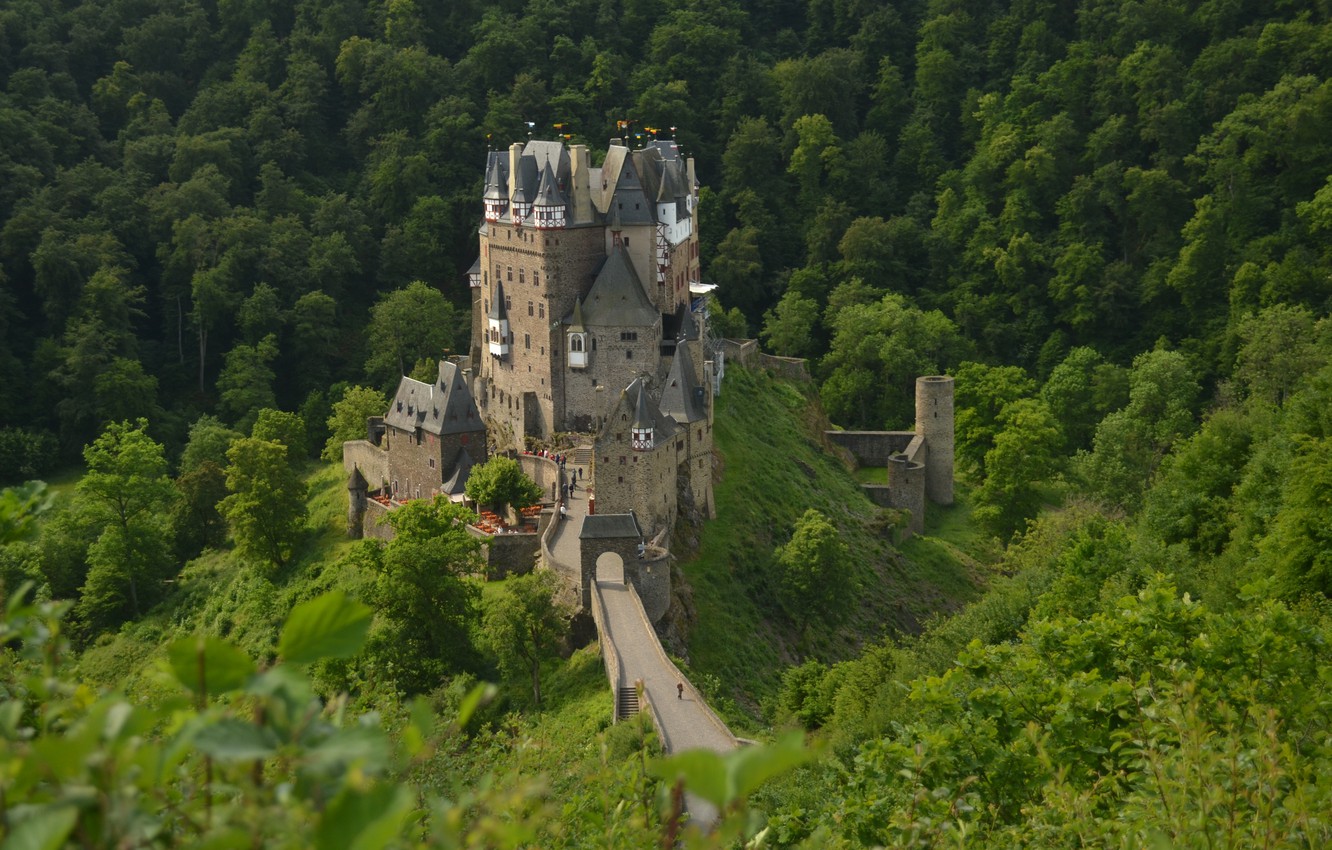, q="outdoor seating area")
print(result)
[471,504,544,535]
